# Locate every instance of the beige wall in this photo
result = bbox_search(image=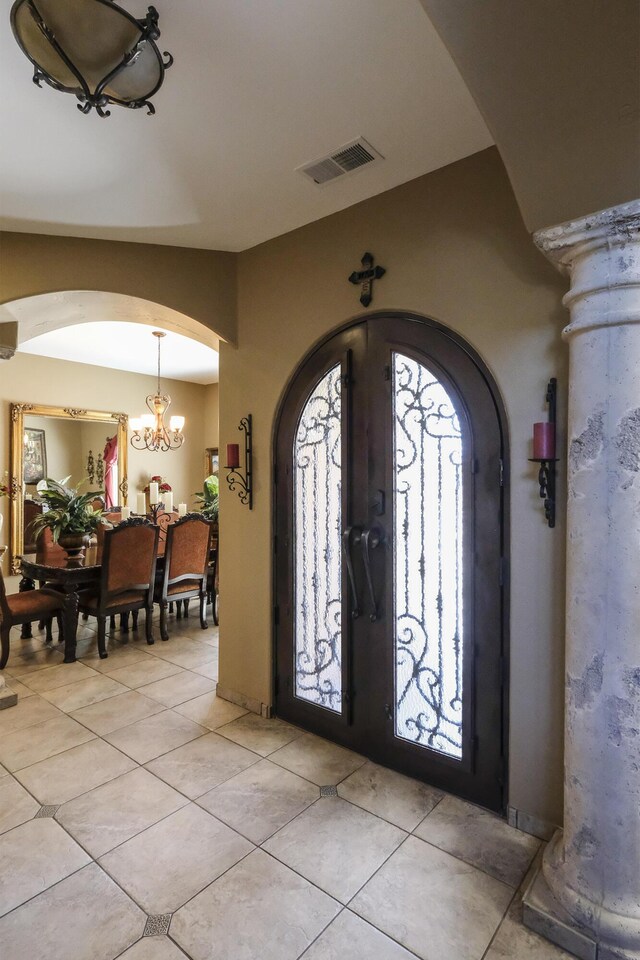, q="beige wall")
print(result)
[203,383,220,451]
[220,147,568,825]
[420,0,640,232]
[0,354,219,564]
[0,232,238,345]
